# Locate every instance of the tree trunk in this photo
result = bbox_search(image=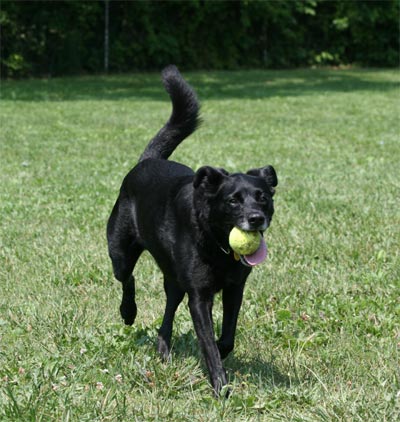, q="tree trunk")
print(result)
[104,0,109,73]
